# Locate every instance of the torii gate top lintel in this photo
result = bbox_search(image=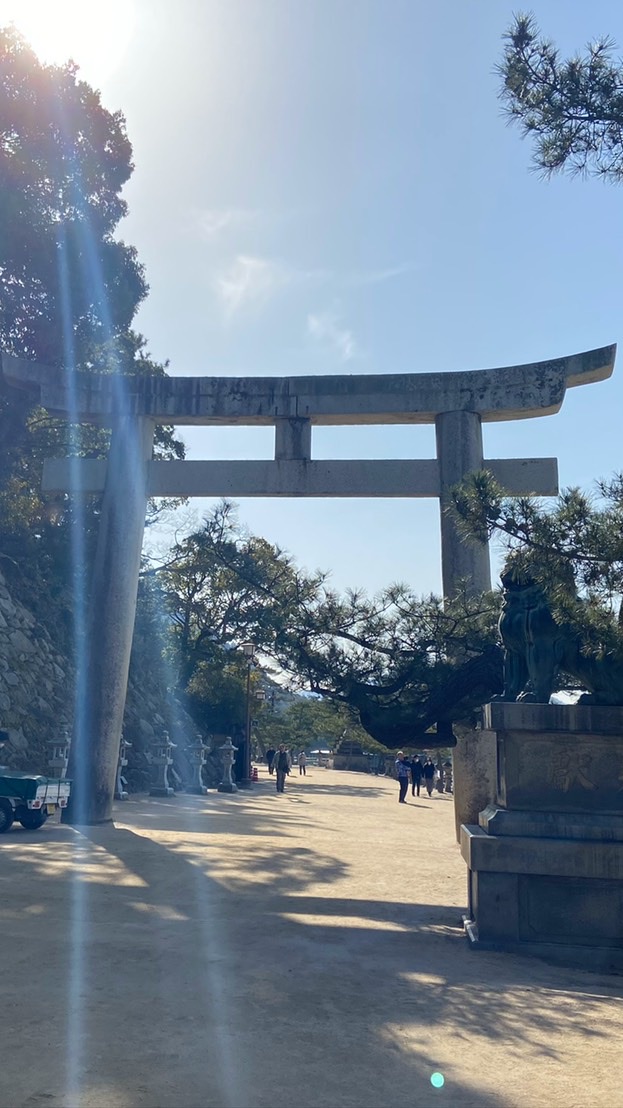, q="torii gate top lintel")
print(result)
[2,343,615,426]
